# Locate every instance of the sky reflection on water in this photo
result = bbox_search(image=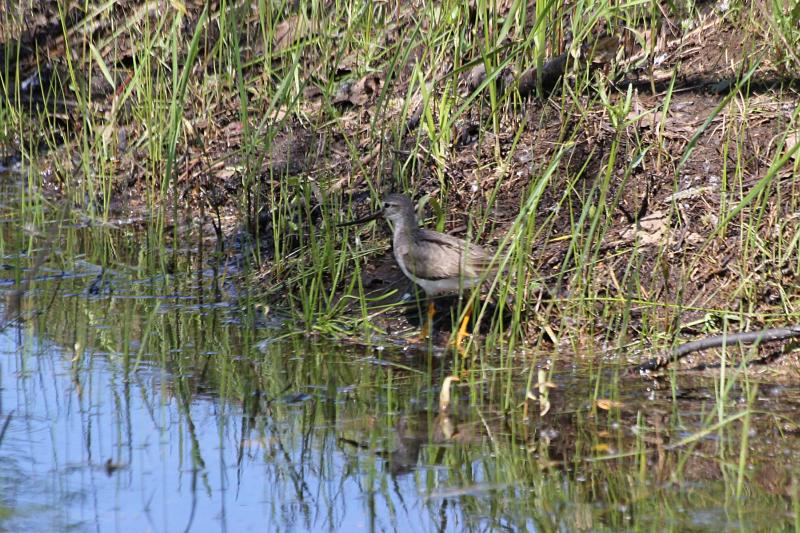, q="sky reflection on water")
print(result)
[0,323,479,532]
